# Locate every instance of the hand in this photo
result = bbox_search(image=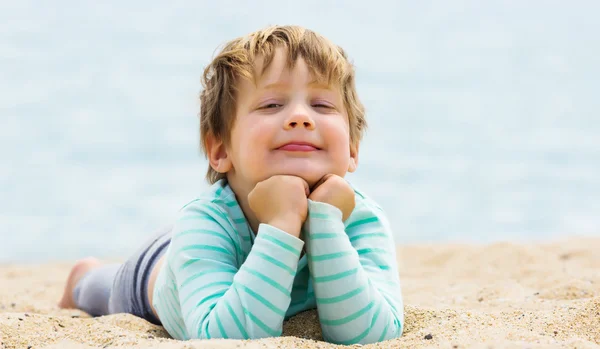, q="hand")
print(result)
[309,174,355,221]
[248,175,309,237]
